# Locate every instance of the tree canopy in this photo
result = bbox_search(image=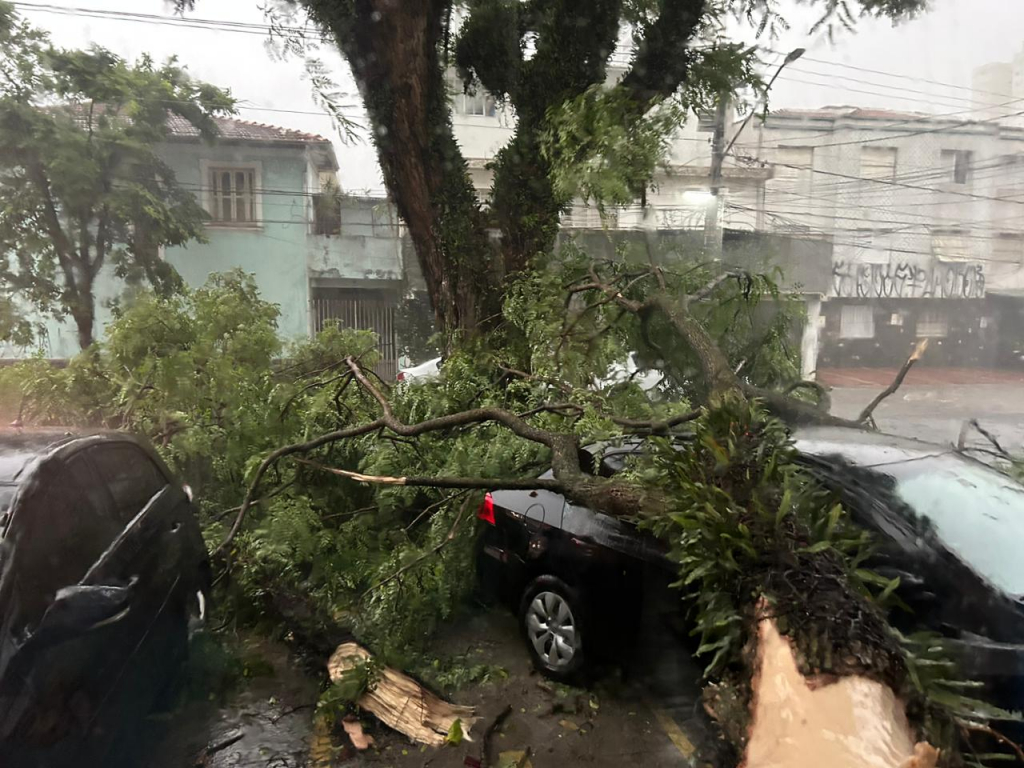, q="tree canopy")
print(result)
[0,2,234,349]
[247,0,925,346]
